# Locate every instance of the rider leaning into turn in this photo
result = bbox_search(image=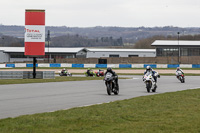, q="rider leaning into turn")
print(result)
[105,67,119,87]
[176,67,184,74]
[87,68,92,75]
[62,68,67,74]
[144,66,158,83]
